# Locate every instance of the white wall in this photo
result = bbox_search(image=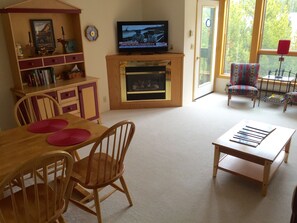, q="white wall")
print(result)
[142,0,184,53]
[184,0,197,104]
[215,77,228,93]
[0,0,20,130]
